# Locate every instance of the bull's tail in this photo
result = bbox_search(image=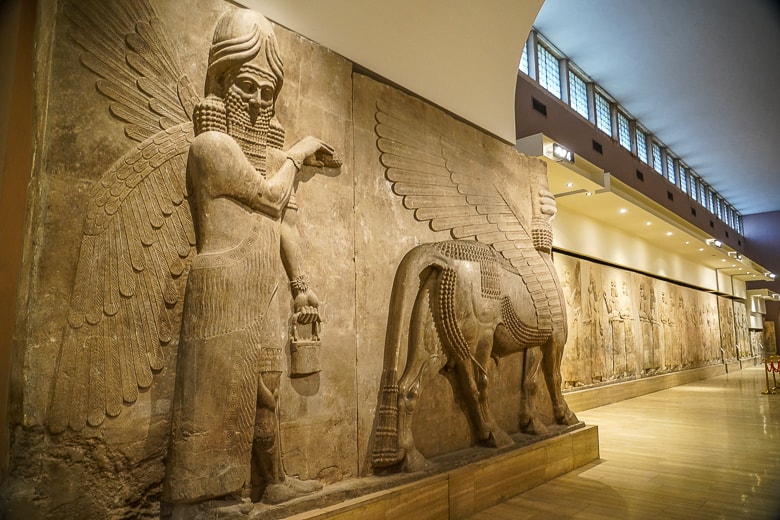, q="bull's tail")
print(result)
[371,244,443,468]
